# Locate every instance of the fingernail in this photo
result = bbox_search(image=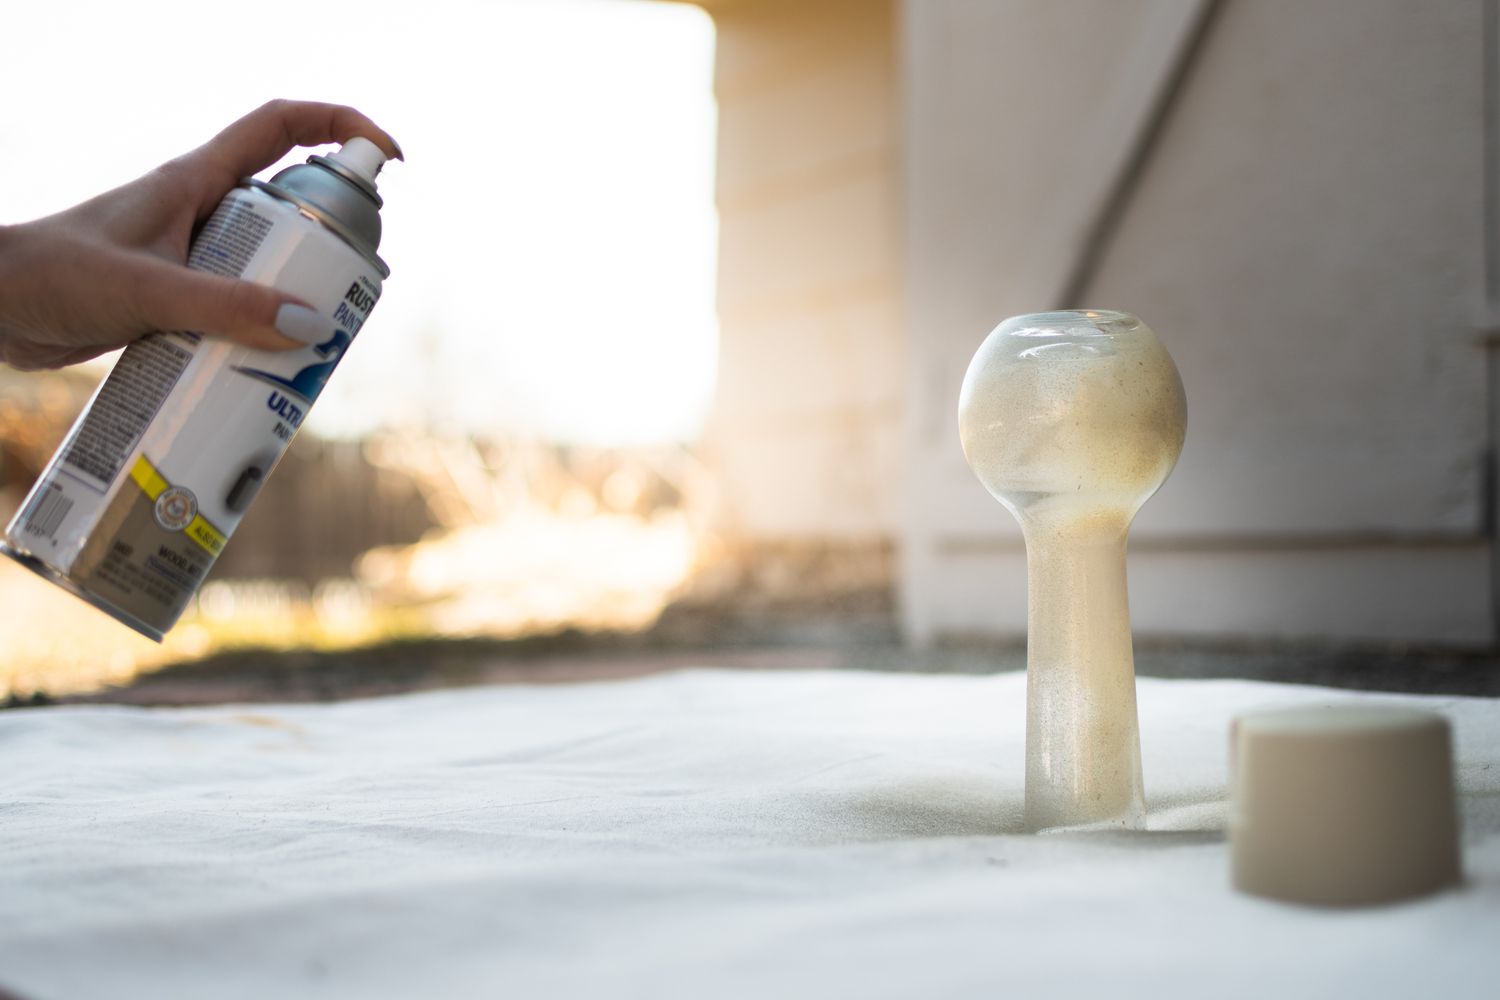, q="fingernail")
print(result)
[275,303,328,345]
[389,135,405,161]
